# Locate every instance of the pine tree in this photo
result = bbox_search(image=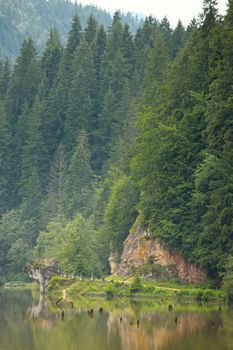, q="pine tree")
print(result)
[42,144,66,225]
[172,20,186,58]
[0,58,11,99]
[122,24,135,78]
[0,106,14,213]
[5,38,41,130]
[142,32,169,107]
[97,49,131,166]
[41,28,63,89]
[63,130,94,218]
[65,39,95,152]
[133,16,157,90]
[195,1,233,275]
[92,25,107,127]
[45,14,82,143]
[85,15,98,44]
[159,16,172,56]
[66,14,82,59]
[19,168,43,225]
[20,96,48,197]
[107,11,123,59]
[202,0,219,34]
